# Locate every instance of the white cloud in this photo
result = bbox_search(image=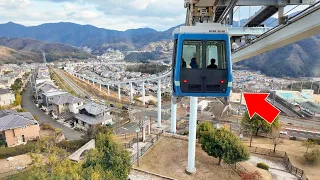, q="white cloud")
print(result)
[0,0,310,31]
[0,0,32,9]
